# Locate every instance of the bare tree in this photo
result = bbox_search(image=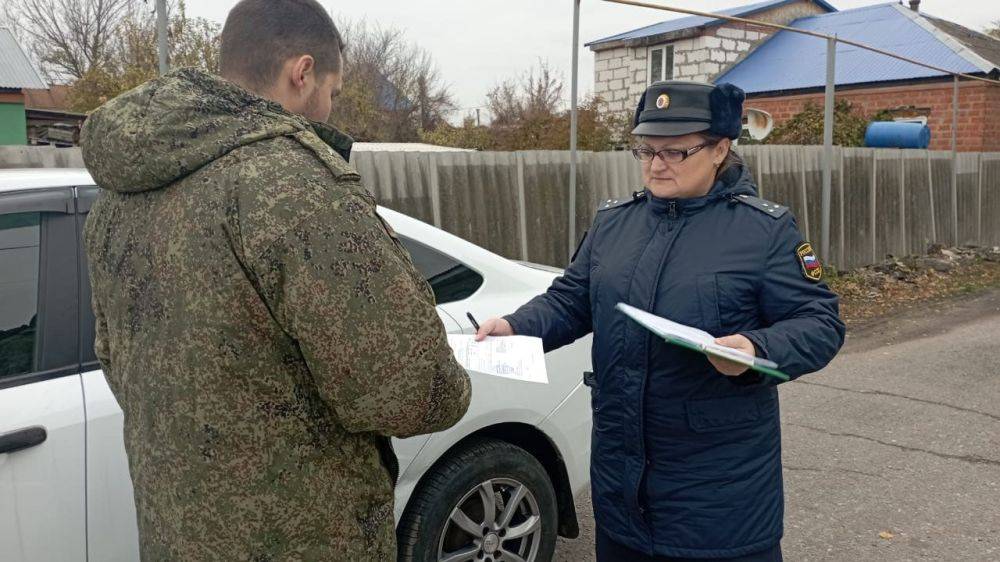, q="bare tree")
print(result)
[987,20,1000,40]
[486,79,522,126]
[329,19,455,141]
[63,0,219,111]
[487,60,565,125]
[524,62,564,117]
[5,0,133,81]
